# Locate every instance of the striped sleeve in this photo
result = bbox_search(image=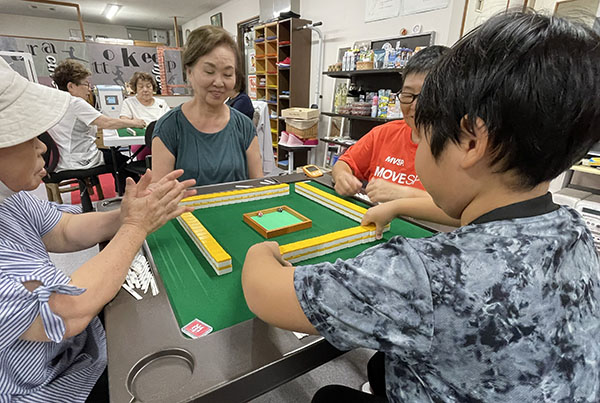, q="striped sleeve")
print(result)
[13,192,65,237]
[0,250,85,349]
